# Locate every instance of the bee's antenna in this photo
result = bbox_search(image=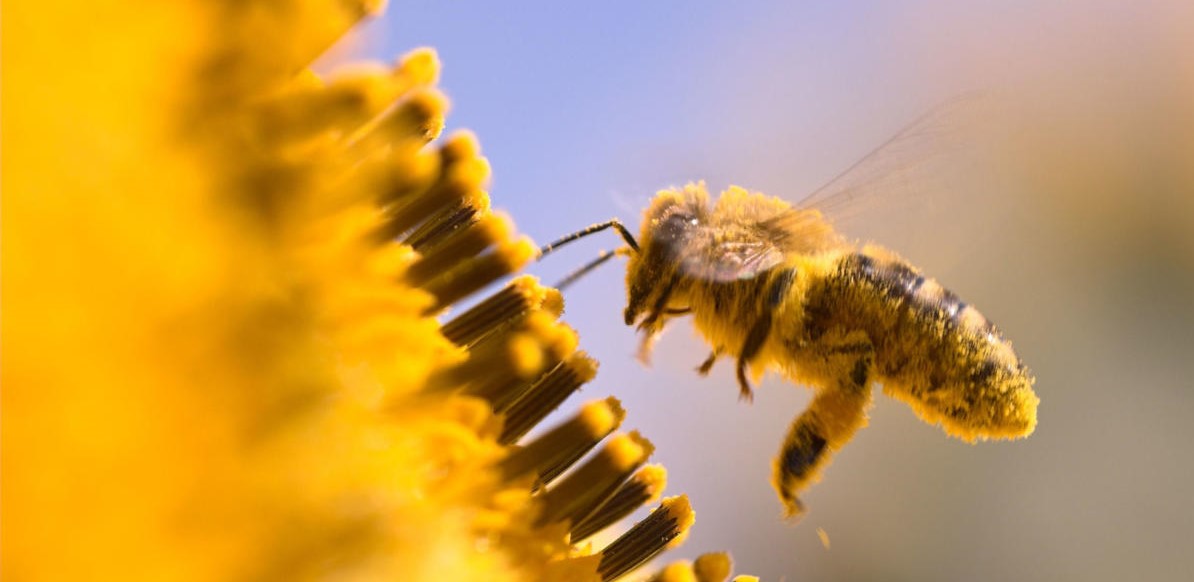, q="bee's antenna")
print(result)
[537,219,639,259]
[554,248,629,290]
